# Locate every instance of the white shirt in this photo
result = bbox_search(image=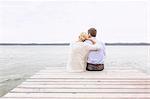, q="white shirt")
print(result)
[66,41,100,72]
[85,37,106,64]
